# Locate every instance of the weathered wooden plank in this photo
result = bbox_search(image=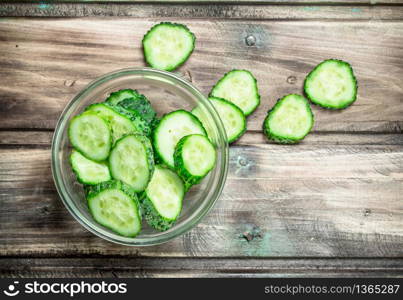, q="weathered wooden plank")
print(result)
[0,18,402,132]
[236,132,403,146]
[2,3,403,18]
[1,145,402,257]
[1,131,403,147]
[1,258,402,278]
[0,130,53,147]
[4,1,403,6]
